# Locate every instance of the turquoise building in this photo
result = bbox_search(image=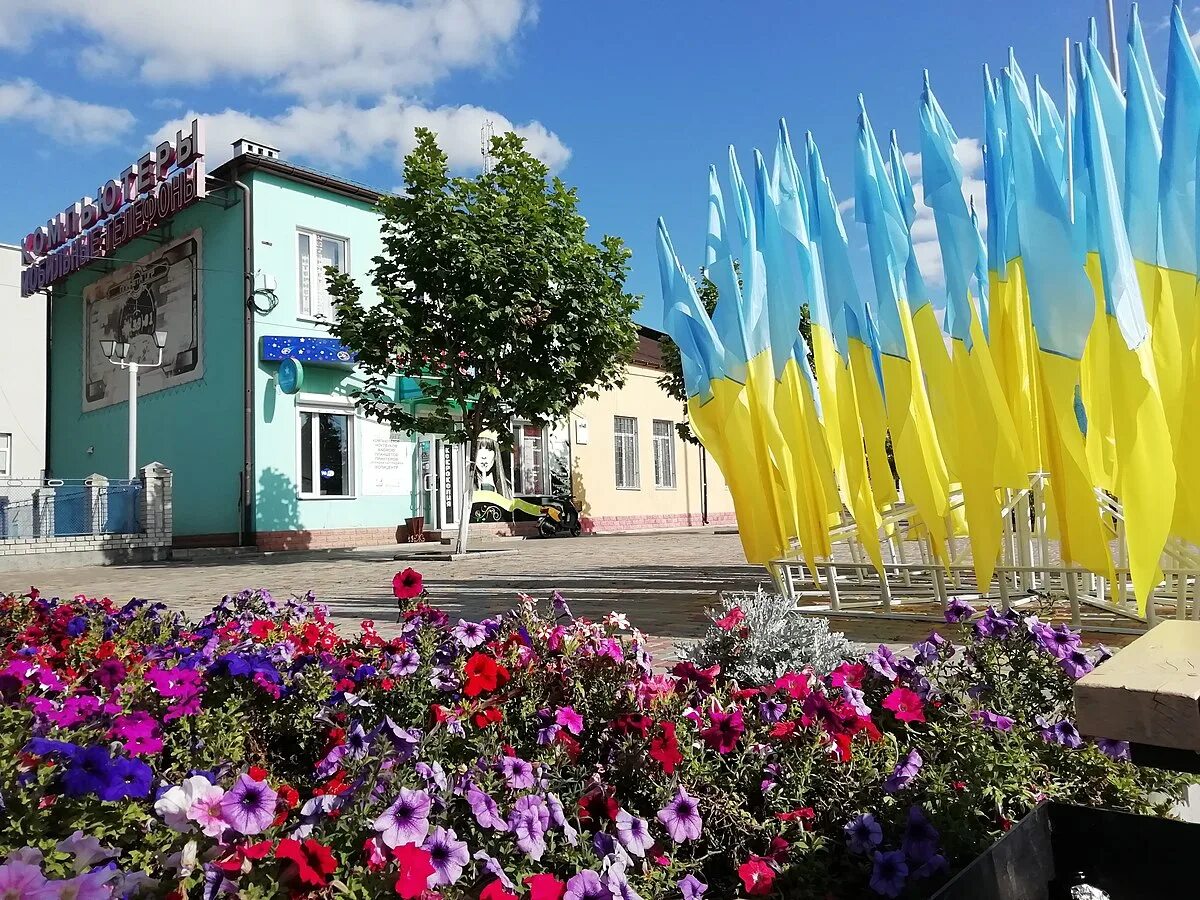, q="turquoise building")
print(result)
[45,138,439,548]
